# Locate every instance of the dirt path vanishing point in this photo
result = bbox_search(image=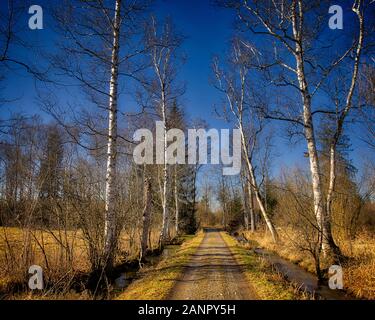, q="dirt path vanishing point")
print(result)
[167,228,258,300]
